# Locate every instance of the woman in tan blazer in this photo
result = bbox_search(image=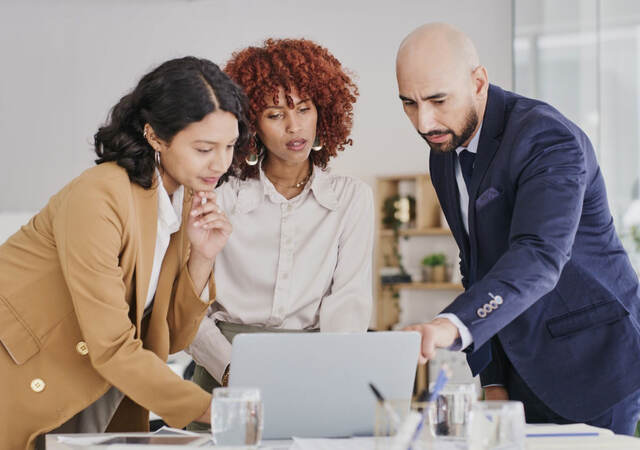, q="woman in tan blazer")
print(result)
[0,56,250,449]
